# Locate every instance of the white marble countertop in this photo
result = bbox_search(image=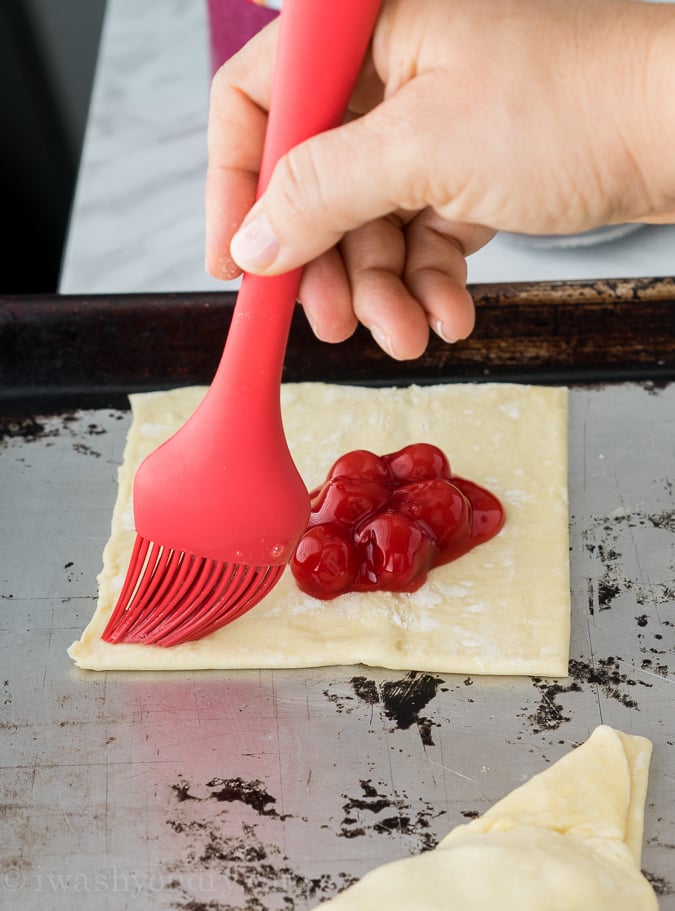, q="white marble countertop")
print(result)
[59,0,675,295]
